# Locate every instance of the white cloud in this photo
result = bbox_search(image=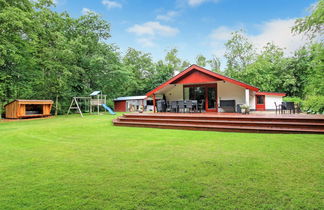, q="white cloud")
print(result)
[208,18,308,57]
[188,0,220,7]
[248,19,307,54]
[208,26,233,57]
[156,11,179,21]
[82,8,96,15]
[127,21,179,48]
[127,21,179,37]
[137,38,155,47]
[210,26,233,41]
[102,0,122,9]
